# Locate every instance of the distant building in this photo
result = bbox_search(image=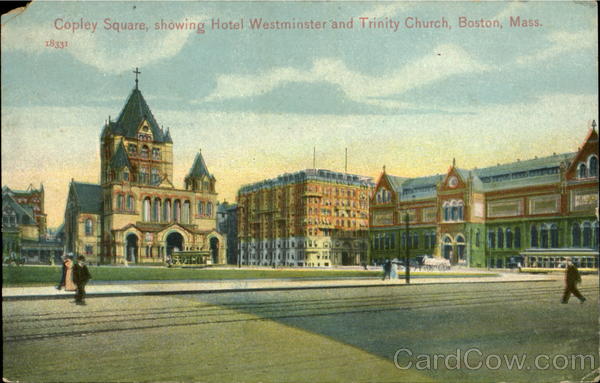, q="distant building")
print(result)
[237,169,374,267]
[217,201,238,264]
[64,74,225,265]
[2,185,63,263]
[370,124,599,269]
